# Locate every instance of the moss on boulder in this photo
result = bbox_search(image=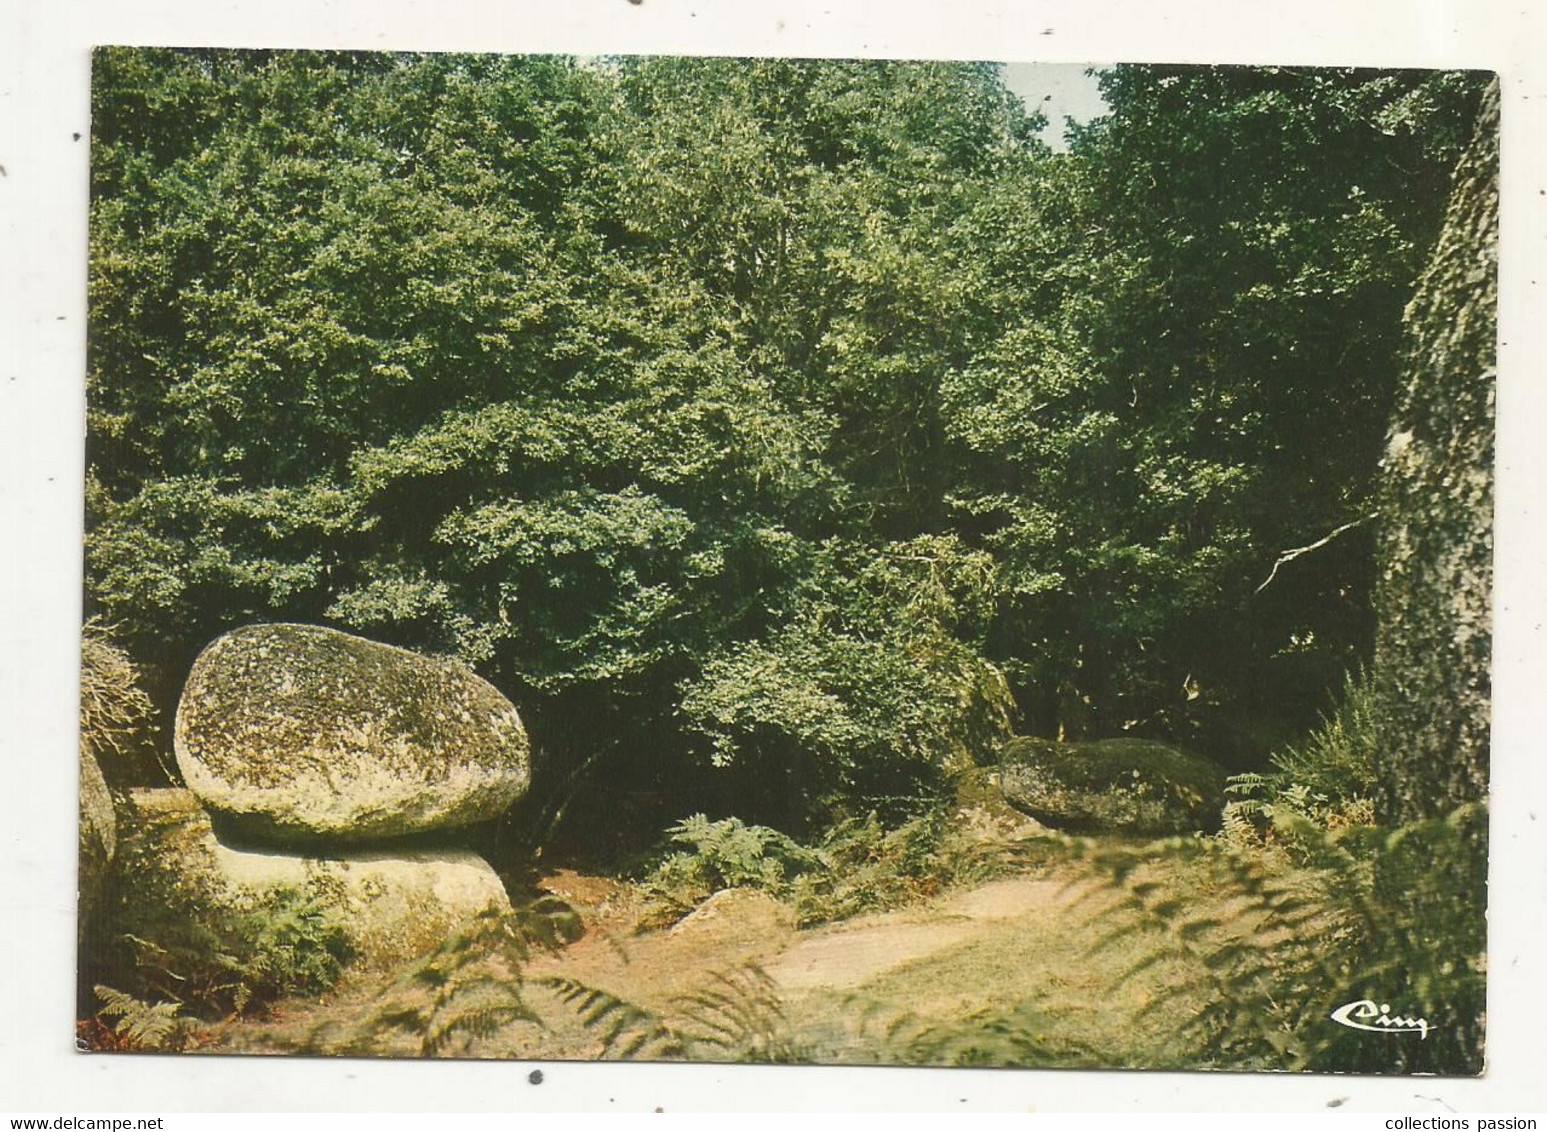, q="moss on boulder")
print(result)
[175,623,530,845]
[110,789,511,971]
[996,736,1227,836]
